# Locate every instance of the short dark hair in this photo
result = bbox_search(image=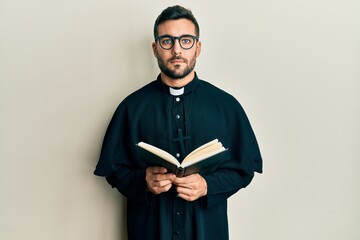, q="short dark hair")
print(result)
[153,5,200,39]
